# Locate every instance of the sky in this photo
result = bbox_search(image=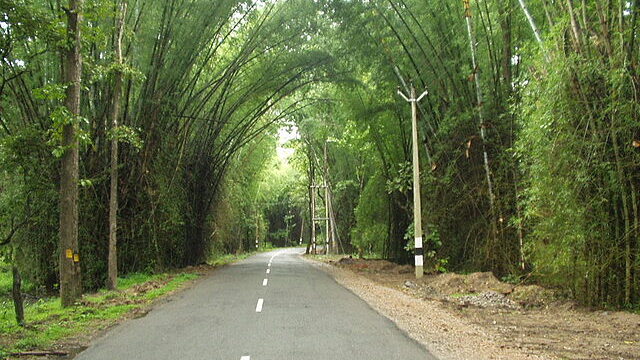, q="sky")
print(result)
[276,125,299,162]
